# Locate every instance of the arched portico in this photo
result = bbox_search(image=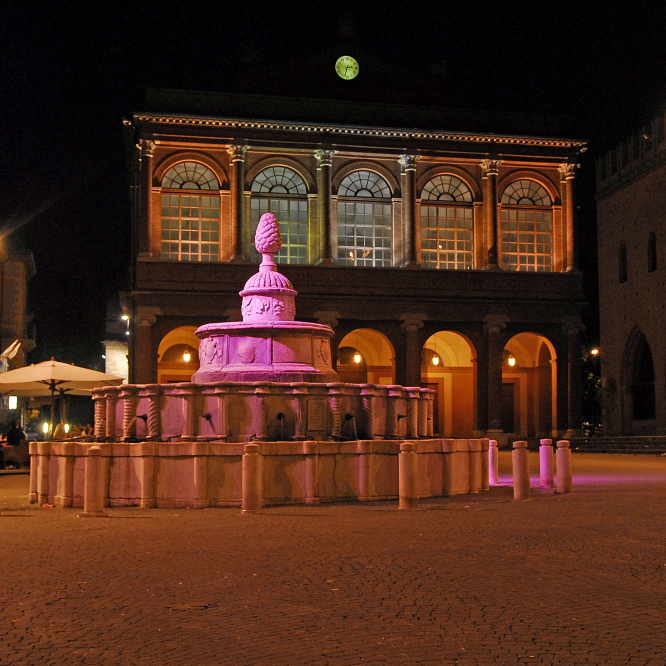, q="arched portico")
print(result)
[157,326,200,384]
[337,328,395,385]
